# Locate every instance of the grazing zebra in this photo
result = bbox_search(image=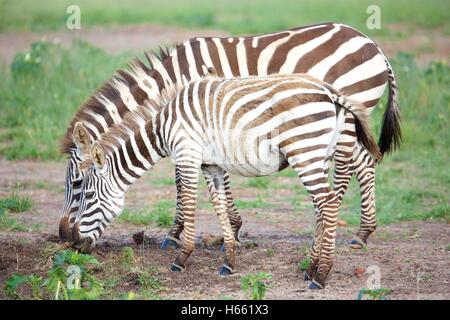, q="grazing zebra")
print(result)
[59,22,401,250]
[71,73,381,289]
